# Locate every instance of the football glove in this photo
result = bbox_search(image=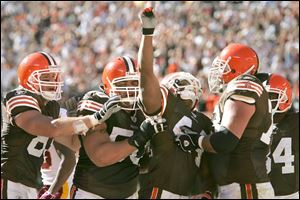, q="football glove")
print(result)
[45,100,60,119]
[128,118,167,149]
[64,95,82,117]
[139,7,156,35]
[175,126,206,153]
[93,95,121,124]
